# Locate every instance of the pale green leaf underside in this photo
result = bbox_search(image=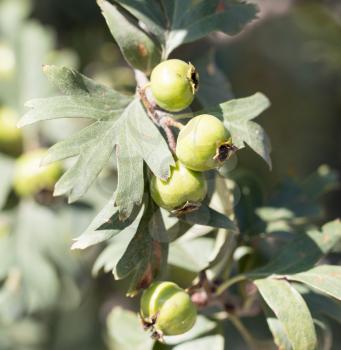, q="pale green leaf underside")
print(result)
[115,0,258,57]
[255,279,317,350]
[165,1,258,55]
[19,66,174,218]
[220,93,272,168]
[286,265,341,301]
[173,335,224,350]
[106,307,155,350]
[71,196,145,250]
[249,219,341,276]
[99,0,161,73]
